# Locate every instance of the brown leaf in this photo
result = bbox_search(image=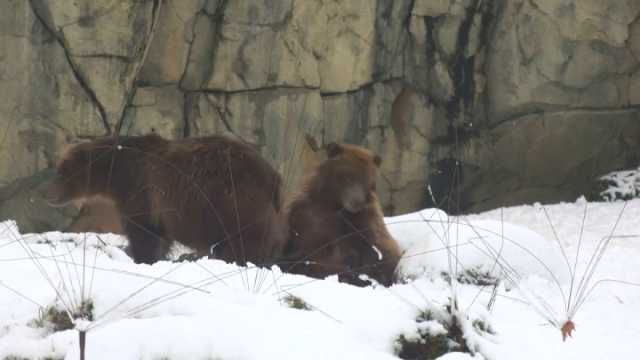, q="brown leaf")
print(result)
[561,320,575,341]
